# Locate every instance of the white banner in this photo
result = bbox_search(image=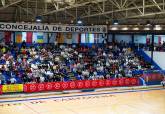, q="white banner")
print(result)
[0,22,107,33]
